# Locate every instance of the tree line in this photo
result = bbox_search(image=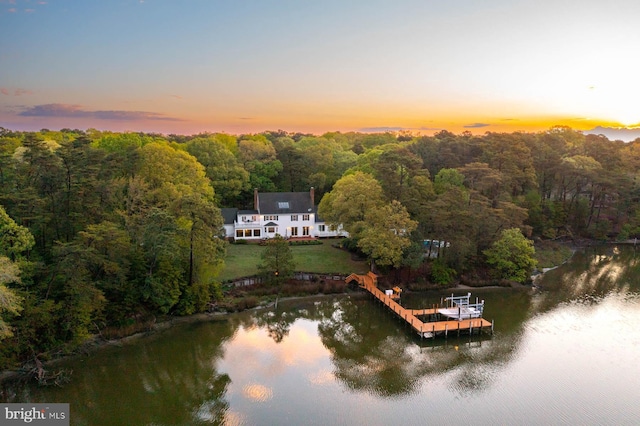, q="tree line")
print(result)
[1,125,639,368]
